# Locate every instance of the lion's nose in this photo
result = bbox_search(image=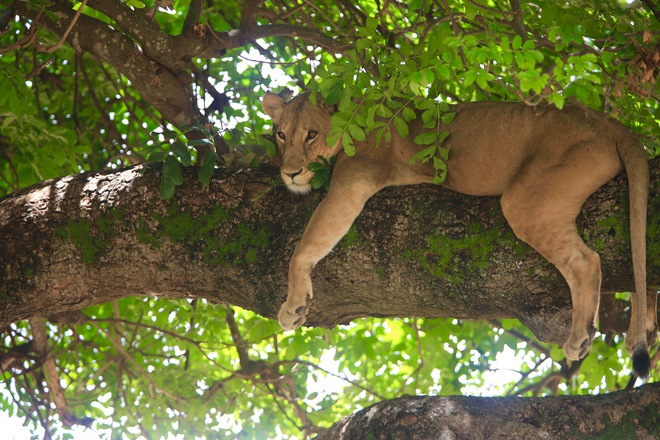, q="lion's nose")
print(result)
[283,169,304,179]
